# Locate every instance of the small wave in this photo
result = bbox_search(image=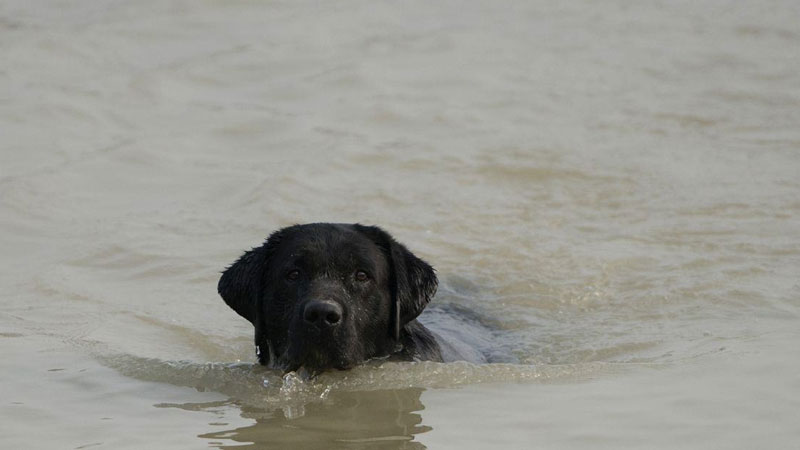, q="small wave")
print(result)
[99,352,631,416]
